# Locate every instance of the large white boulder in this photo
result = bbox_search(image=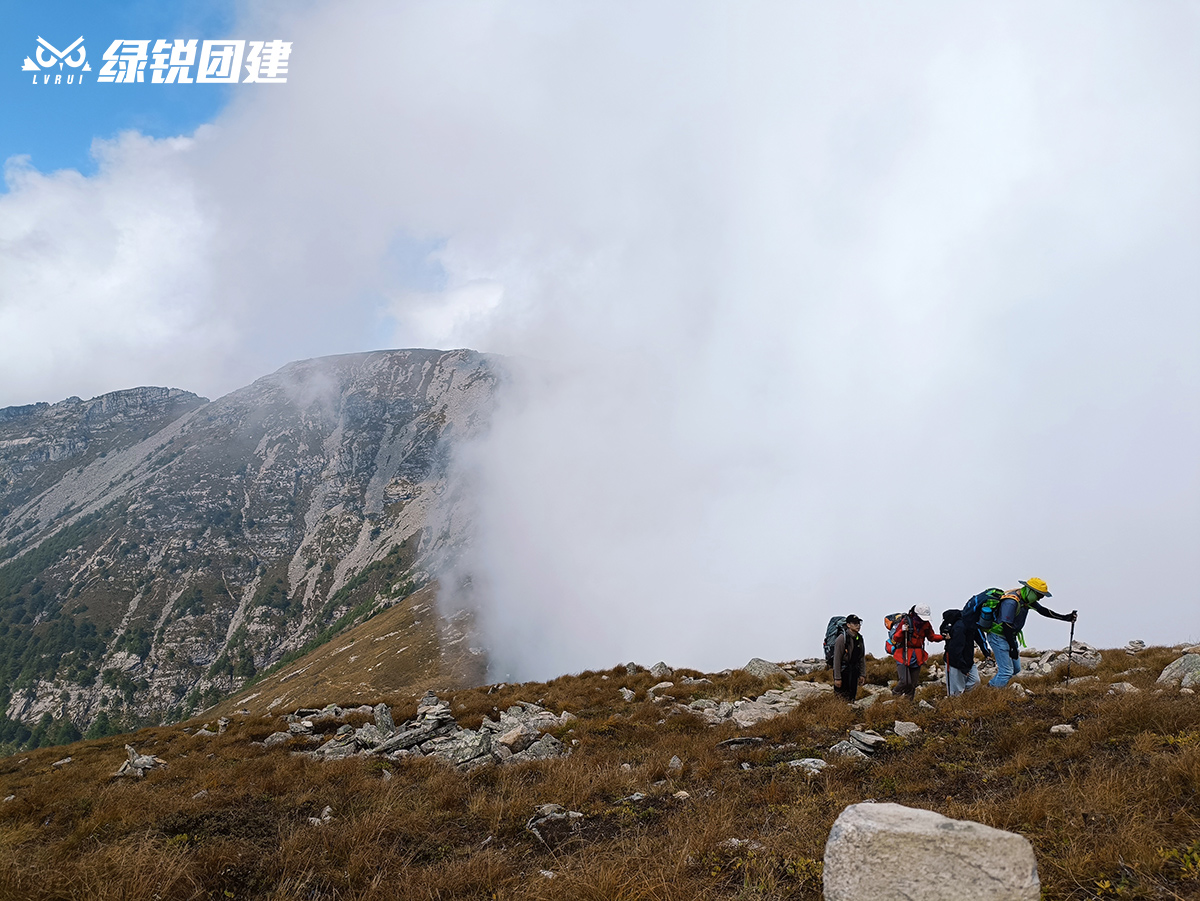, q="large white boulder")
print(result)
[824,802,1039,901]
[1156,654,1200,689]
